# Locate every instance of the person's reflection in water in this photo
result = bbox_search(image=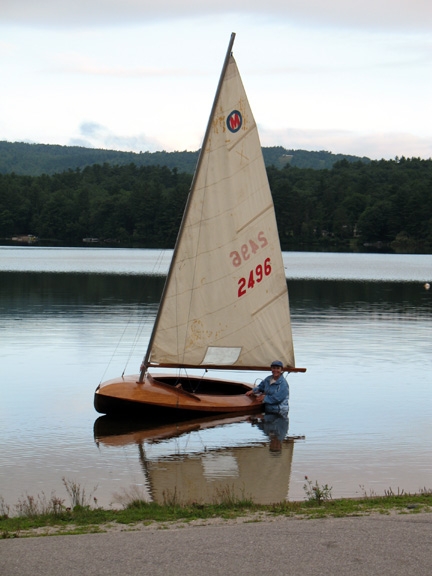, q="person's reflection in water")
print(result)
[253,412,289,455]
